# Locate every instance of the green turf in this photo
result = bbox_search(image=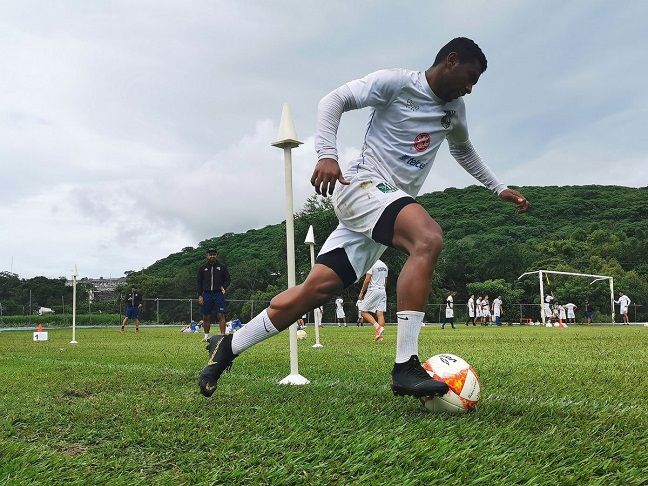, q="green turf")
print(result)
[1,325,647,485]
